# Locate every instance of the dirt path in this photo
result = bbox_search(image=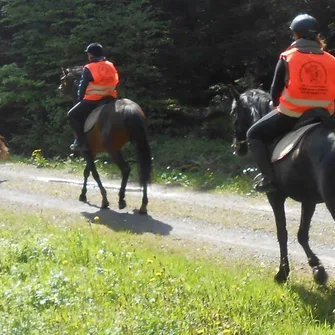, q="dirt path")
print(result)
[1,162,335,278]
